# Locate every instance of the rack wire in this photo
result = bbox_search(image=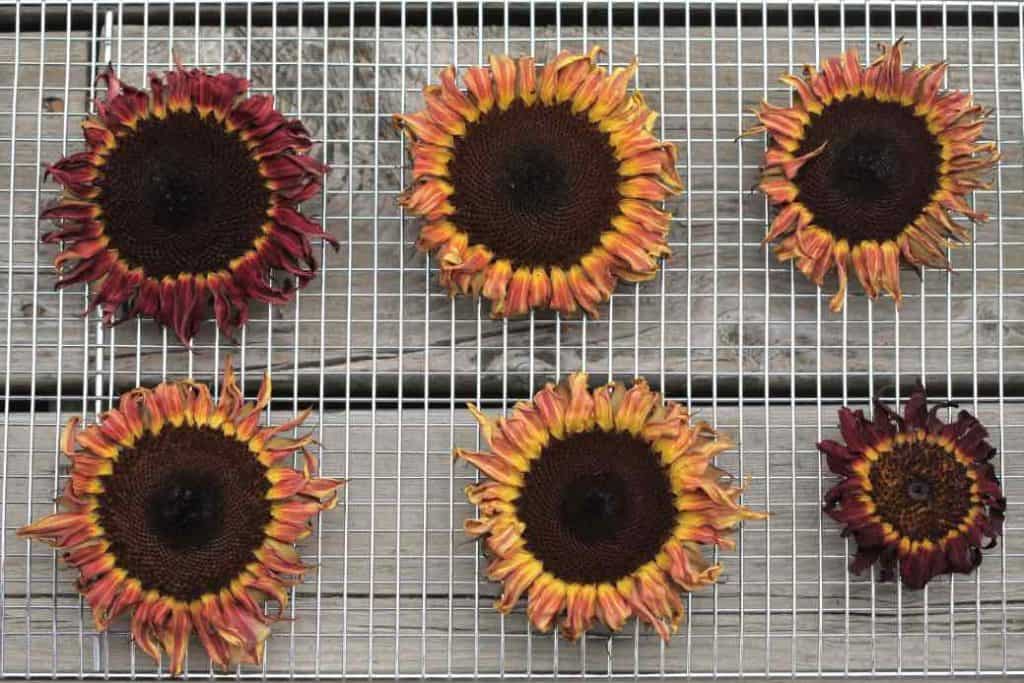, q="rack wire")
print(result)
[1,0,1022,678]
